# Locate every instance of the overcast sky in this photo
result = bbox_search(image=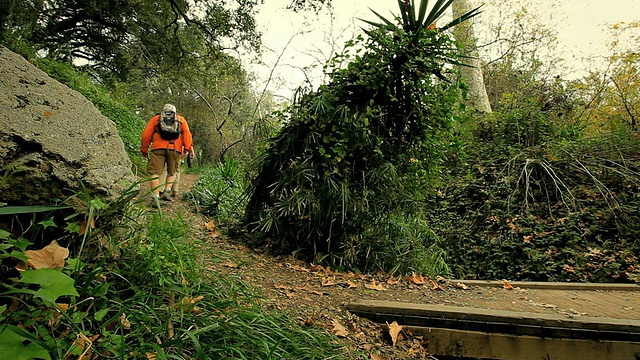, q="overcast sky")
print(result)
[248,0,640,101]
